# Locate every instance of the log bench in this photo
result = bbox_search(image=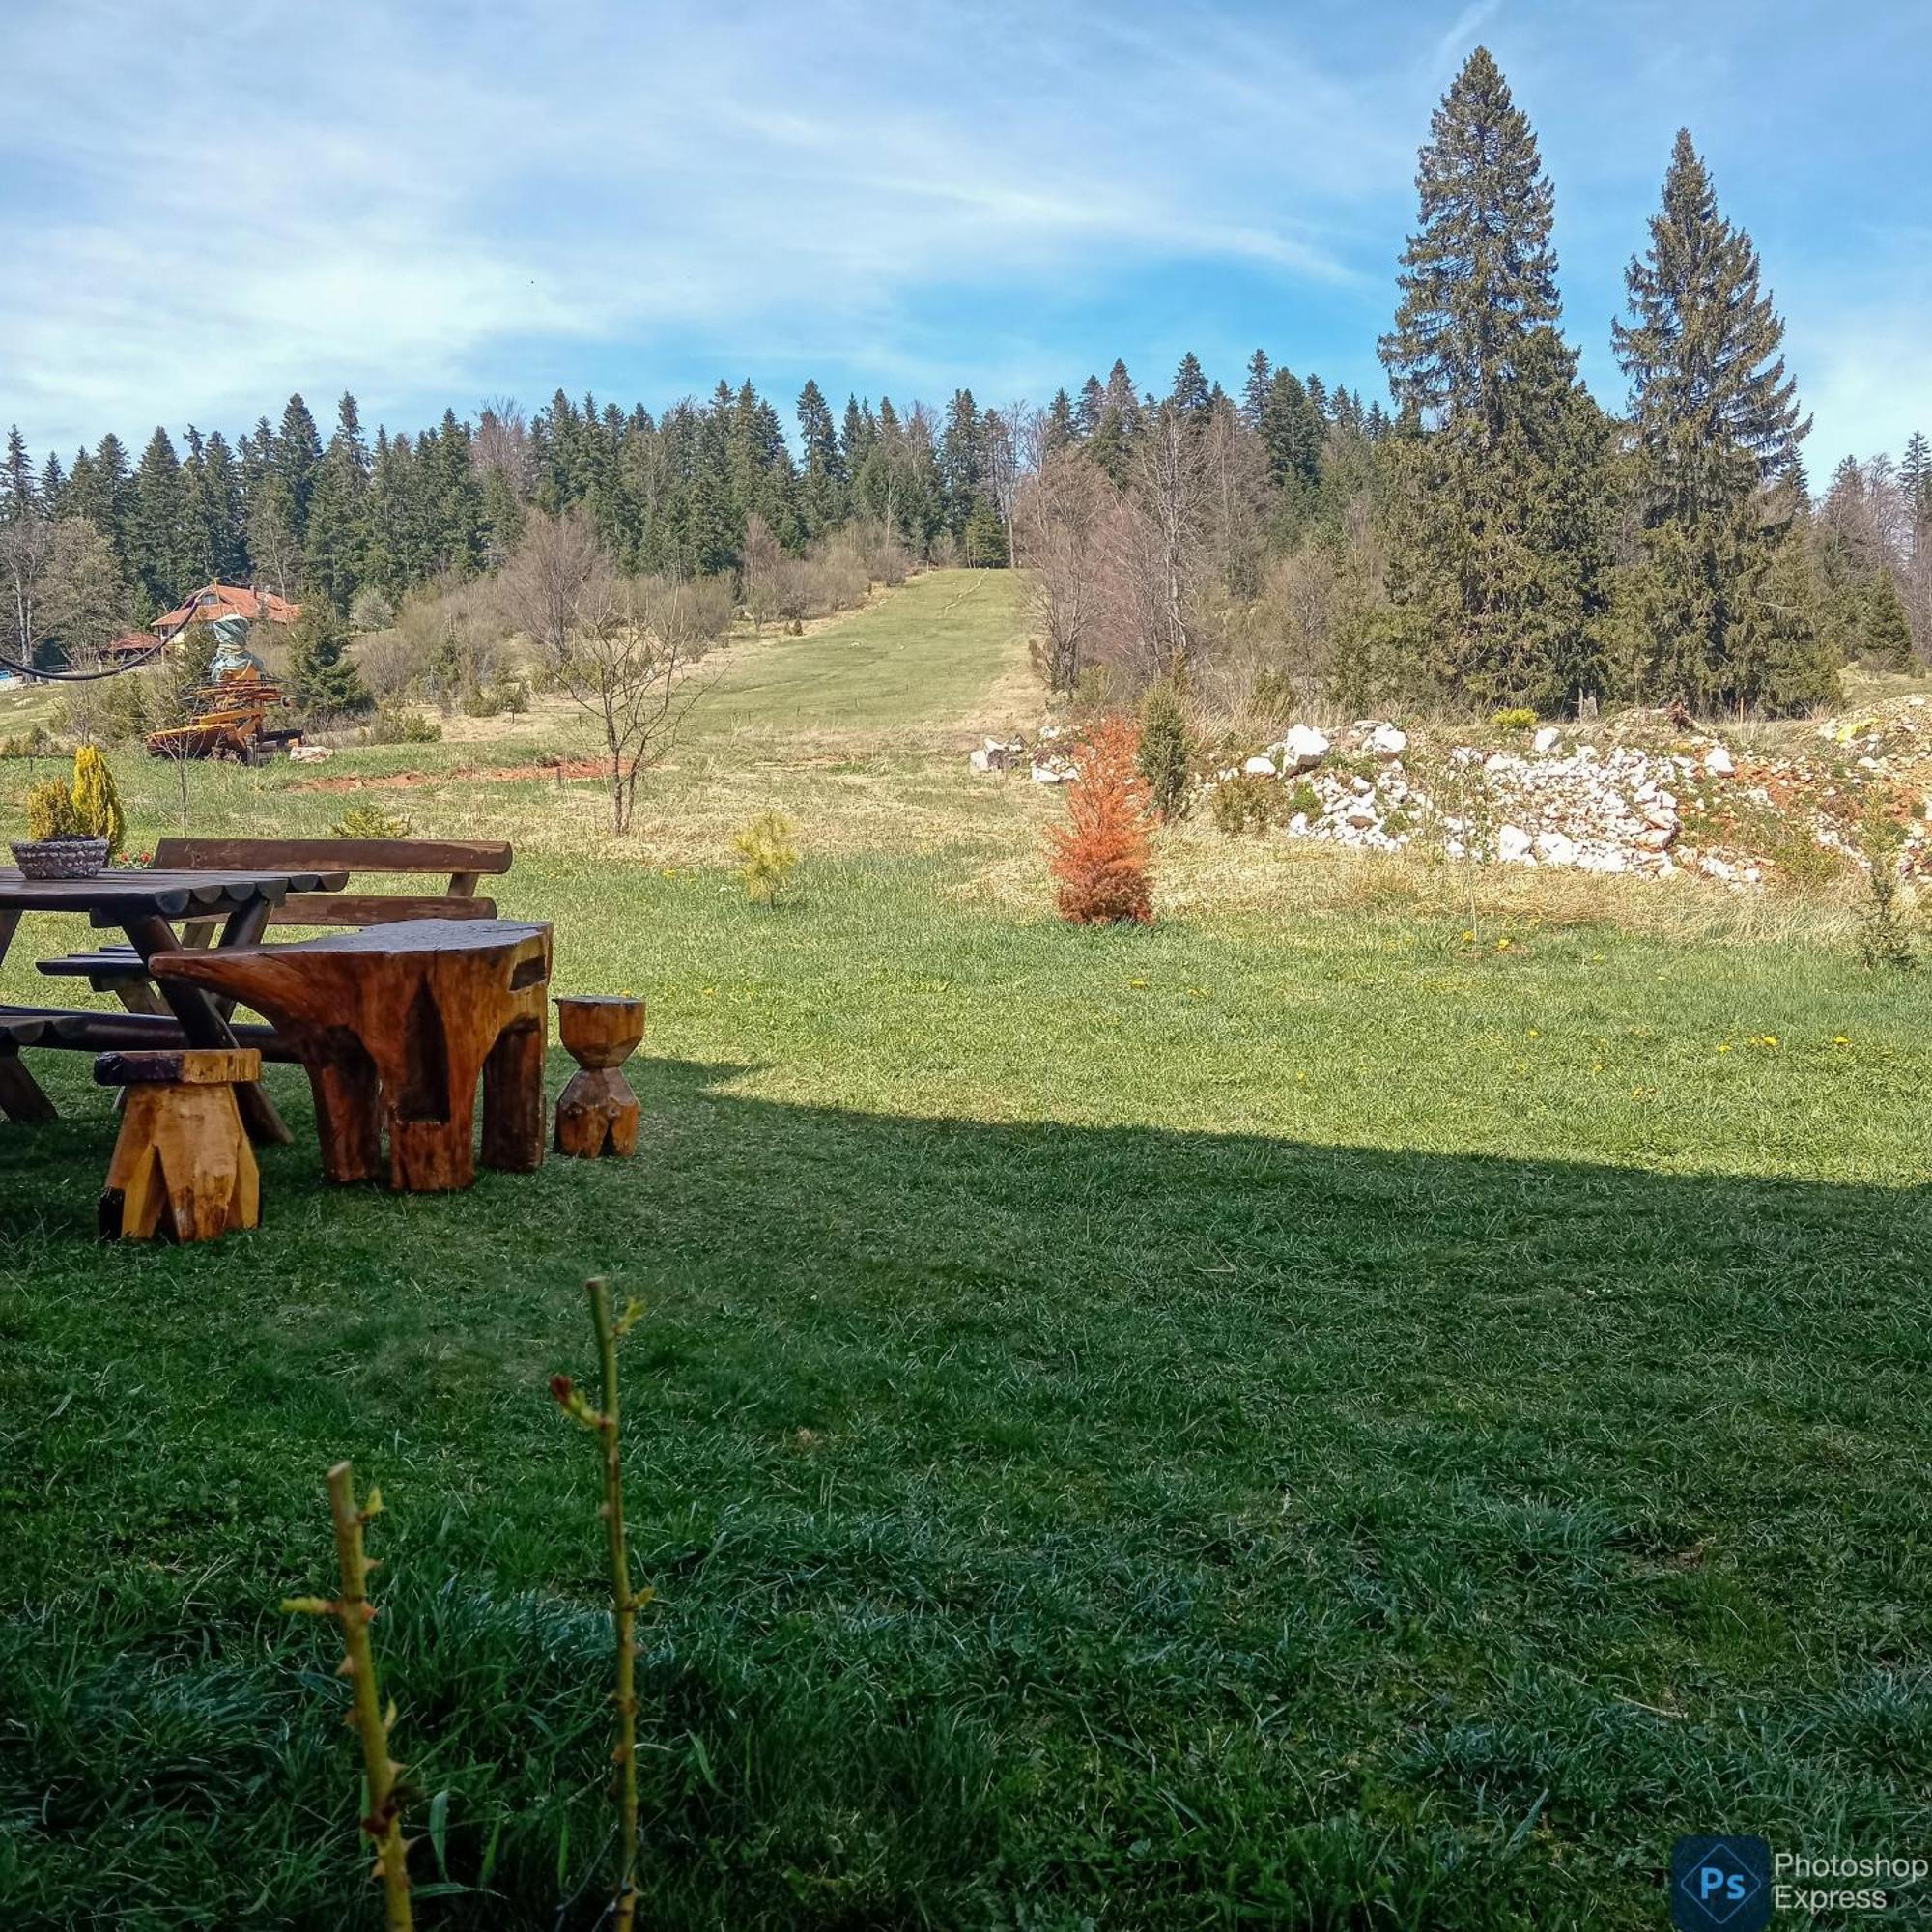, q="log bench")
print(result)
[150,919,552,1193]
[38,837,514,1012]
